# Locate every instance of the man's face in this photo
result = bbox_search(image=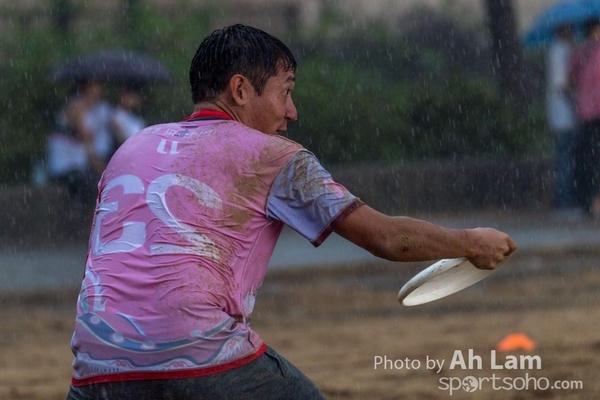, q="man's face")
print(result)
[85,81,104,101]
[244,66,297,135]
